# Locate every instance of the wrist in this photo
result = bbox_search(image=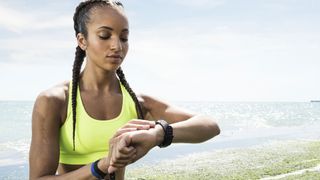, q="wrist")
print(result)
[98,157,110,174]
[92,158,116,180]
